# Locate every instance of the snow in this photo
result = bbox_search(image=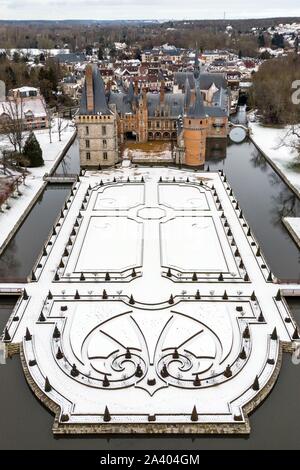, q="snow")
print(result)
[74,216,143,273]
[159,184,209,210]
[0,119,76,251]
[122,147,173,162]
[249,121,300,195]
[283,217,300,247]
[0,97,47,119]
[0,48,70,58]
[94,184,144,210]
[161,217,230,273]
[2,167,298,432]
[12,86,38,93]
